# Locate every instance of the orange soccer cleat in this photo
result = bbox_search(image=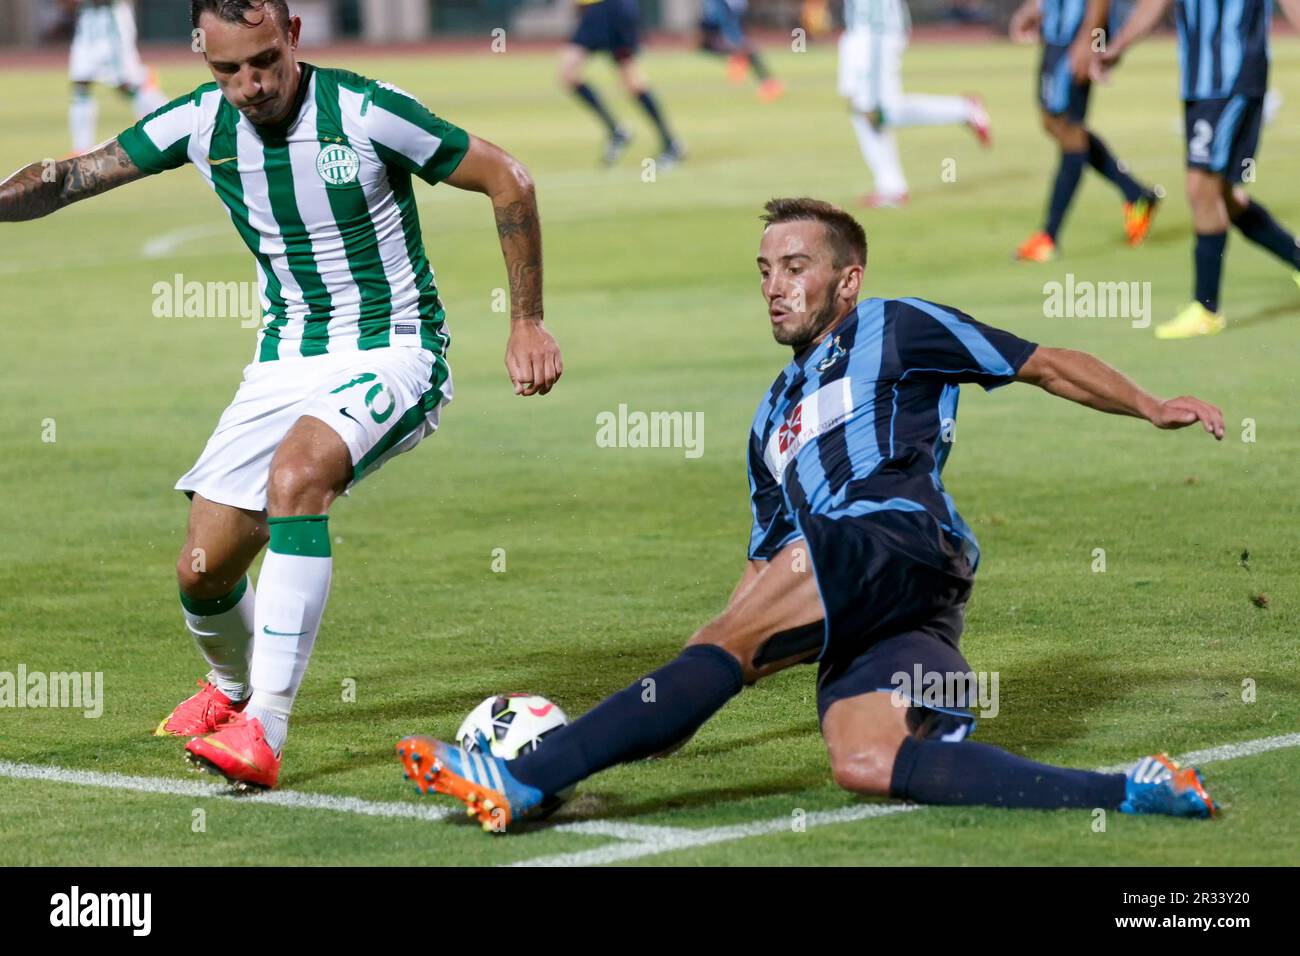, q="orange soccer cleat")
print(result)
[727,53,749,84]
[185,713,280,791]
[1014,230,1057,262]
[758,77,786,103]
[1124,194,1160,246]
[154,679,247,737]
